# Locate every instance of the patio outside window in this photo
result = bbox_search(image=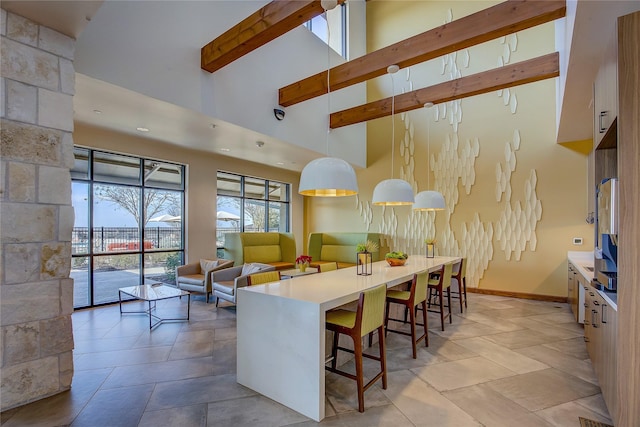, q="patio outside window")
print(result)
[71,147,185,308]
